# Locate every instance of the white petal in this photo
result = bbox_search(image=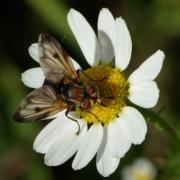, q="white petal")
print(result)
[114,17,132,71]
[98,8,115,63]
[128,50,165,83]
[28,43,39,62]
[108,119,131,158]
[21,67,45,88]
[67,9,100,66]
[128,81,159,108]
[70,57,82,70]
[33,111,76,153]
[45,122,87,166]
[118,107,147,145]
[72,124,103,170]
[96,127,120,177]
